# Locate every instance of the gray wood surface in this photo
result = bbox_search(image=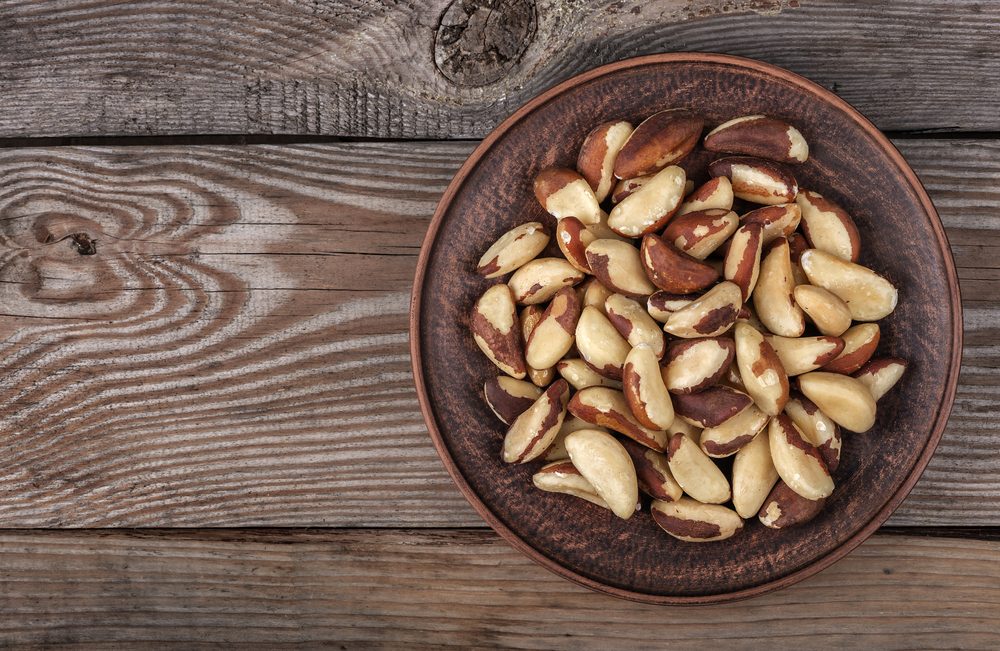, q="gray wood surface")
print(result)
[0,139,994,528]
[2,0,1000,138]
